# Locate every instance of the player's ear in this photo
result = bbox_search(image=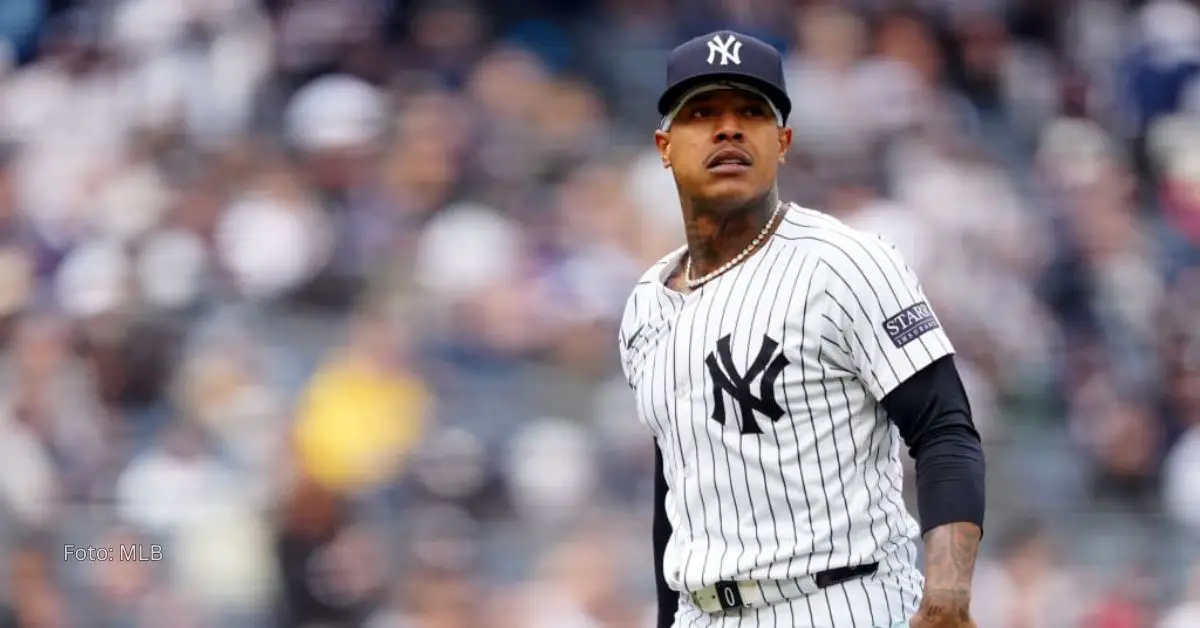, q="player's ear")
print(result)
[777,126,793,163]
[654,130,672,168]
